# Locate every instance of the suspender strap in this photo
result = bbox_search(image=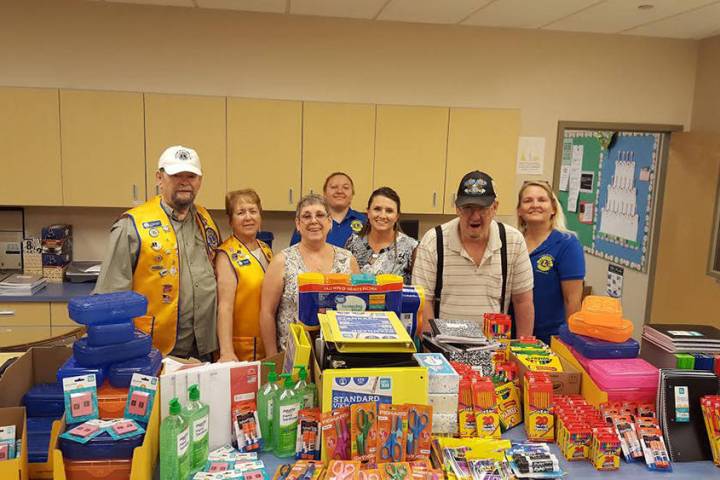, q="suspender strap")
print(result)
[433,225,443,319]
[498,222,508,314]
